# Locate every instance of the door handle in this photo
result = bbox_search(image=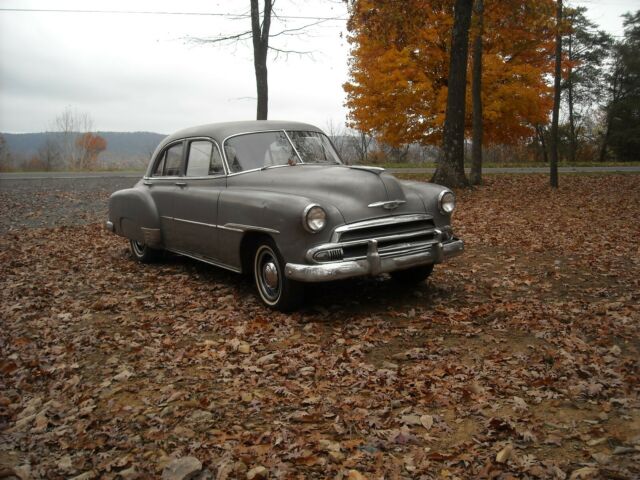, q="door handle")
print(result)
[175,181,187,187]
